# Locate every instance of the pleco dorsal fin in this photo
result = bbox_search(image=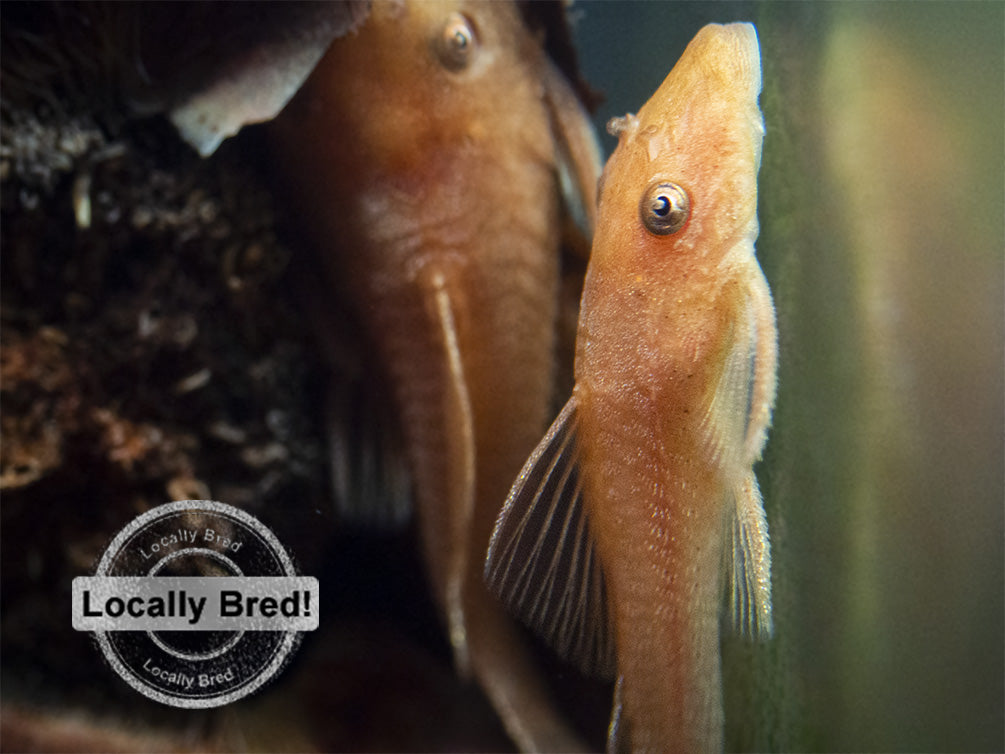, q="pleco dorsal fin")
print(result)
[485,397,616,679]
